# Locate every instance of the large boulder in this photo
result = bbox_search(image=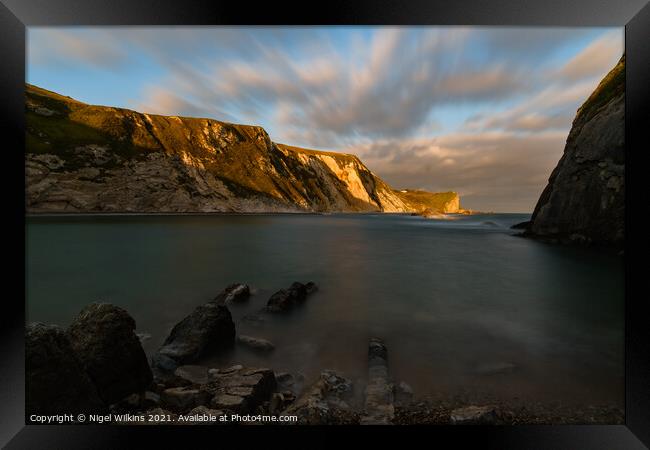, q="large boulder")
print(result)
[66,303,153,405]
[155,302,235,370]
[213,283,250,305]
[266,282,317,313]
[26,322,106,415]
